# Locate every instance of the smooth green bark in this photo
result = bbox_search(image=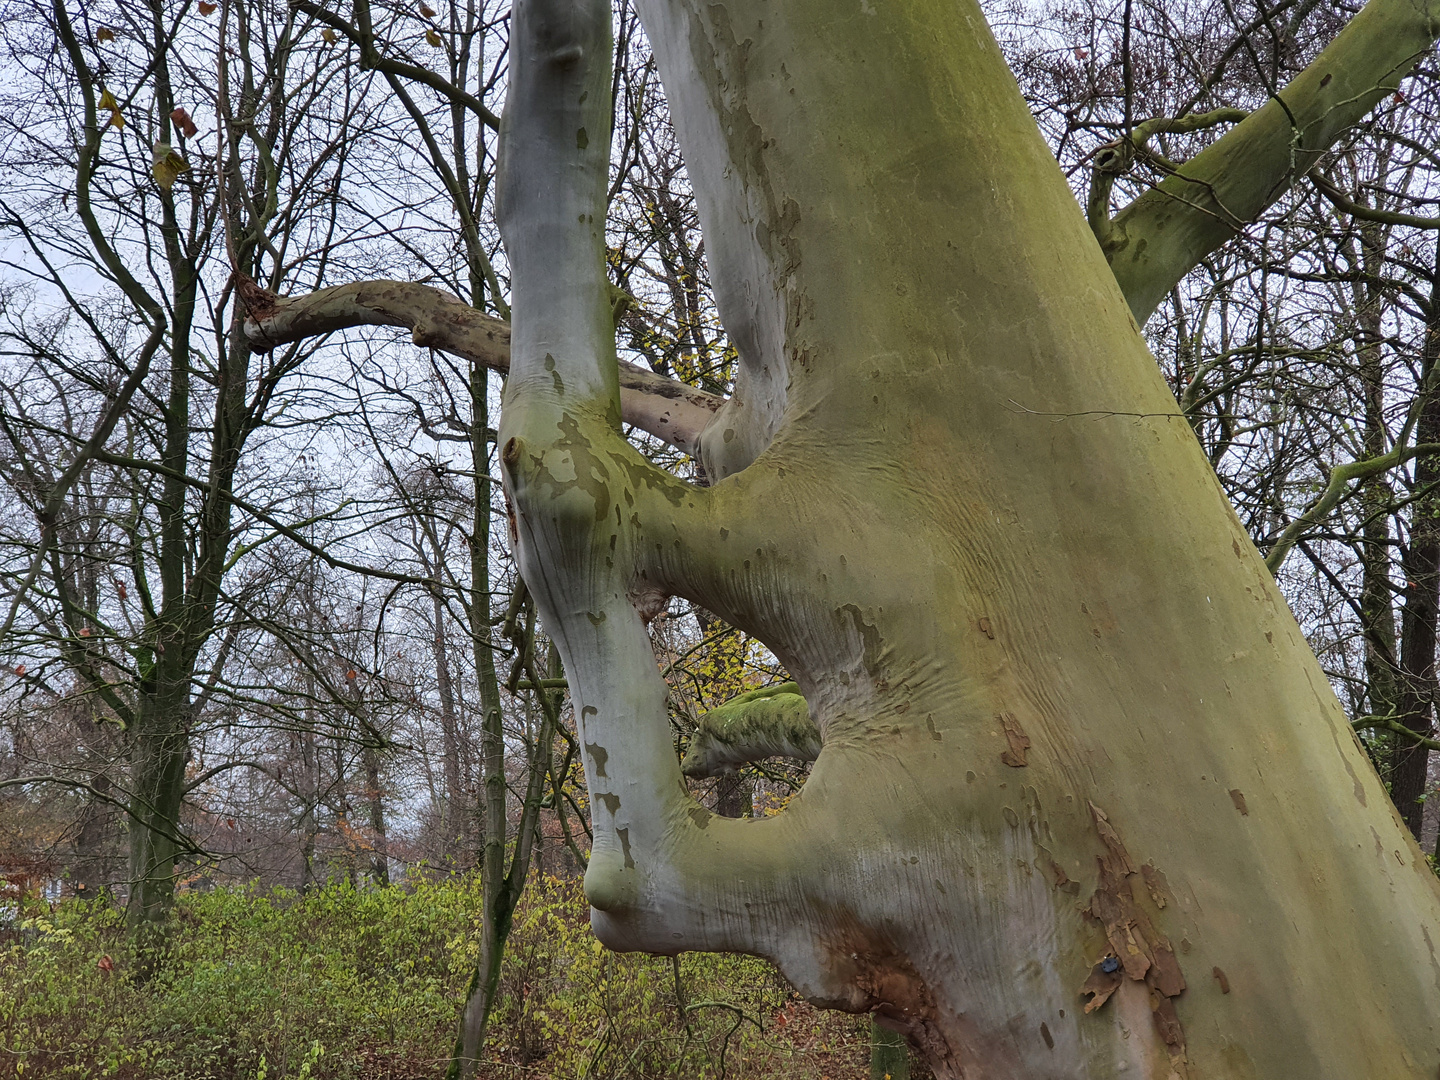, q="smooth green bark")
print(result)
[498,0,1440,1076]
